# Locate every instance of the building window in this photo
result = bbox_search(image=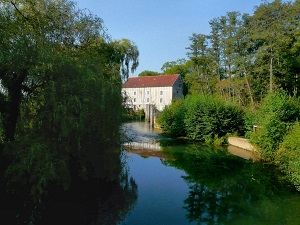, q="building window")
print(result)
[147,98,149,103]
[160,91,163,95]
[160,98,162,103]
[134,91,136,95]
[134,98,136,102]
[147,91,150,95]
